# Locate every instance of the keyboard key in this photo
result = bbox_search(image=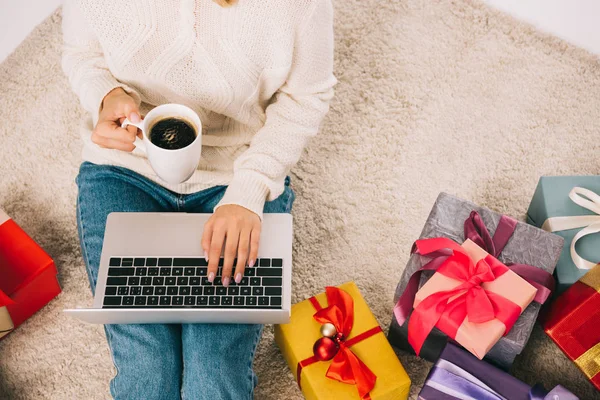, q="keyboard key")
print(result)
[141,277,152,286]
[204,287,215,296]
[160,296,171,306]
[196,267,207,276]
[184,267,195,276]
[135,296,147,305]
[118,287,129,295]
[246,297,257,306]
[244,268,255,277]
[155,287,166,296]
[227,287,239,296]
[146,258,158,266]
[262,278,282,286]
[130,286,142,296]
[234,296,244,306]
[265,287,282,296]
[240,277,249,286]
[123,296,134,306]
[177,277,189,286]
[184,296,195,306]
[109,258,121,267]
[250,277,261,286]
[109,267,134,276]
[172,296,184,306]
[147,296,159,306]
[122,258,133,266]
[174,258,204,266]
[209,296,220,306]
[167,287,178,296]
[257,268,282,277]
[143,287,154,295]
[258,297,269,306]
[222,296,233,306]
[190,277,200,286]
[259,259,270,267]
[165,277,177,286]
[134,258,145,266]
[107,277,127,286]
[148,268,159,276]
[197,296,208,305]
[158,258,172,266]
[201,277,212,286]
[152,277,164,286]
[135,268,147,276]
[192,287,202,296]
[172,268,184,276]
[241,287,251,296]
[270,296,282,306]
[214,277,222,286]
[128,277,140,286]
[160,268,171,276]
[103,296,121,306]
[105,287,117,296]
[179,286,191,296]
[216,287,227,296]
[218,258,224,267]
[252,287,264,296]
[272,259,283,267]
